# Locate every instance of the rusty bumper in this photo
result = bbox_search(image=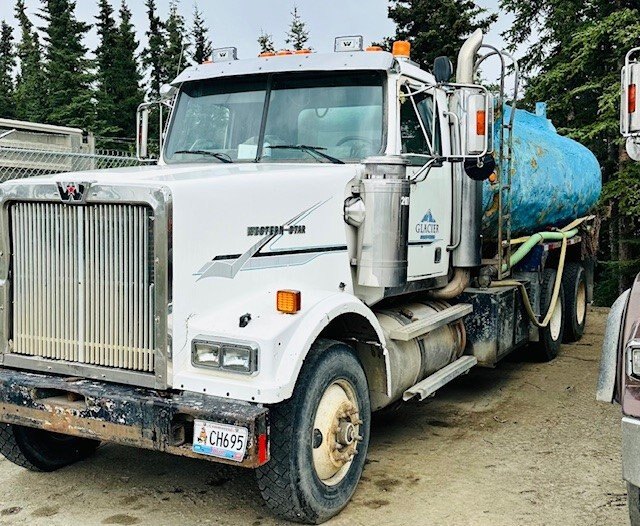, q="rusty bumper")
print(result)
[0,367,269,468]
